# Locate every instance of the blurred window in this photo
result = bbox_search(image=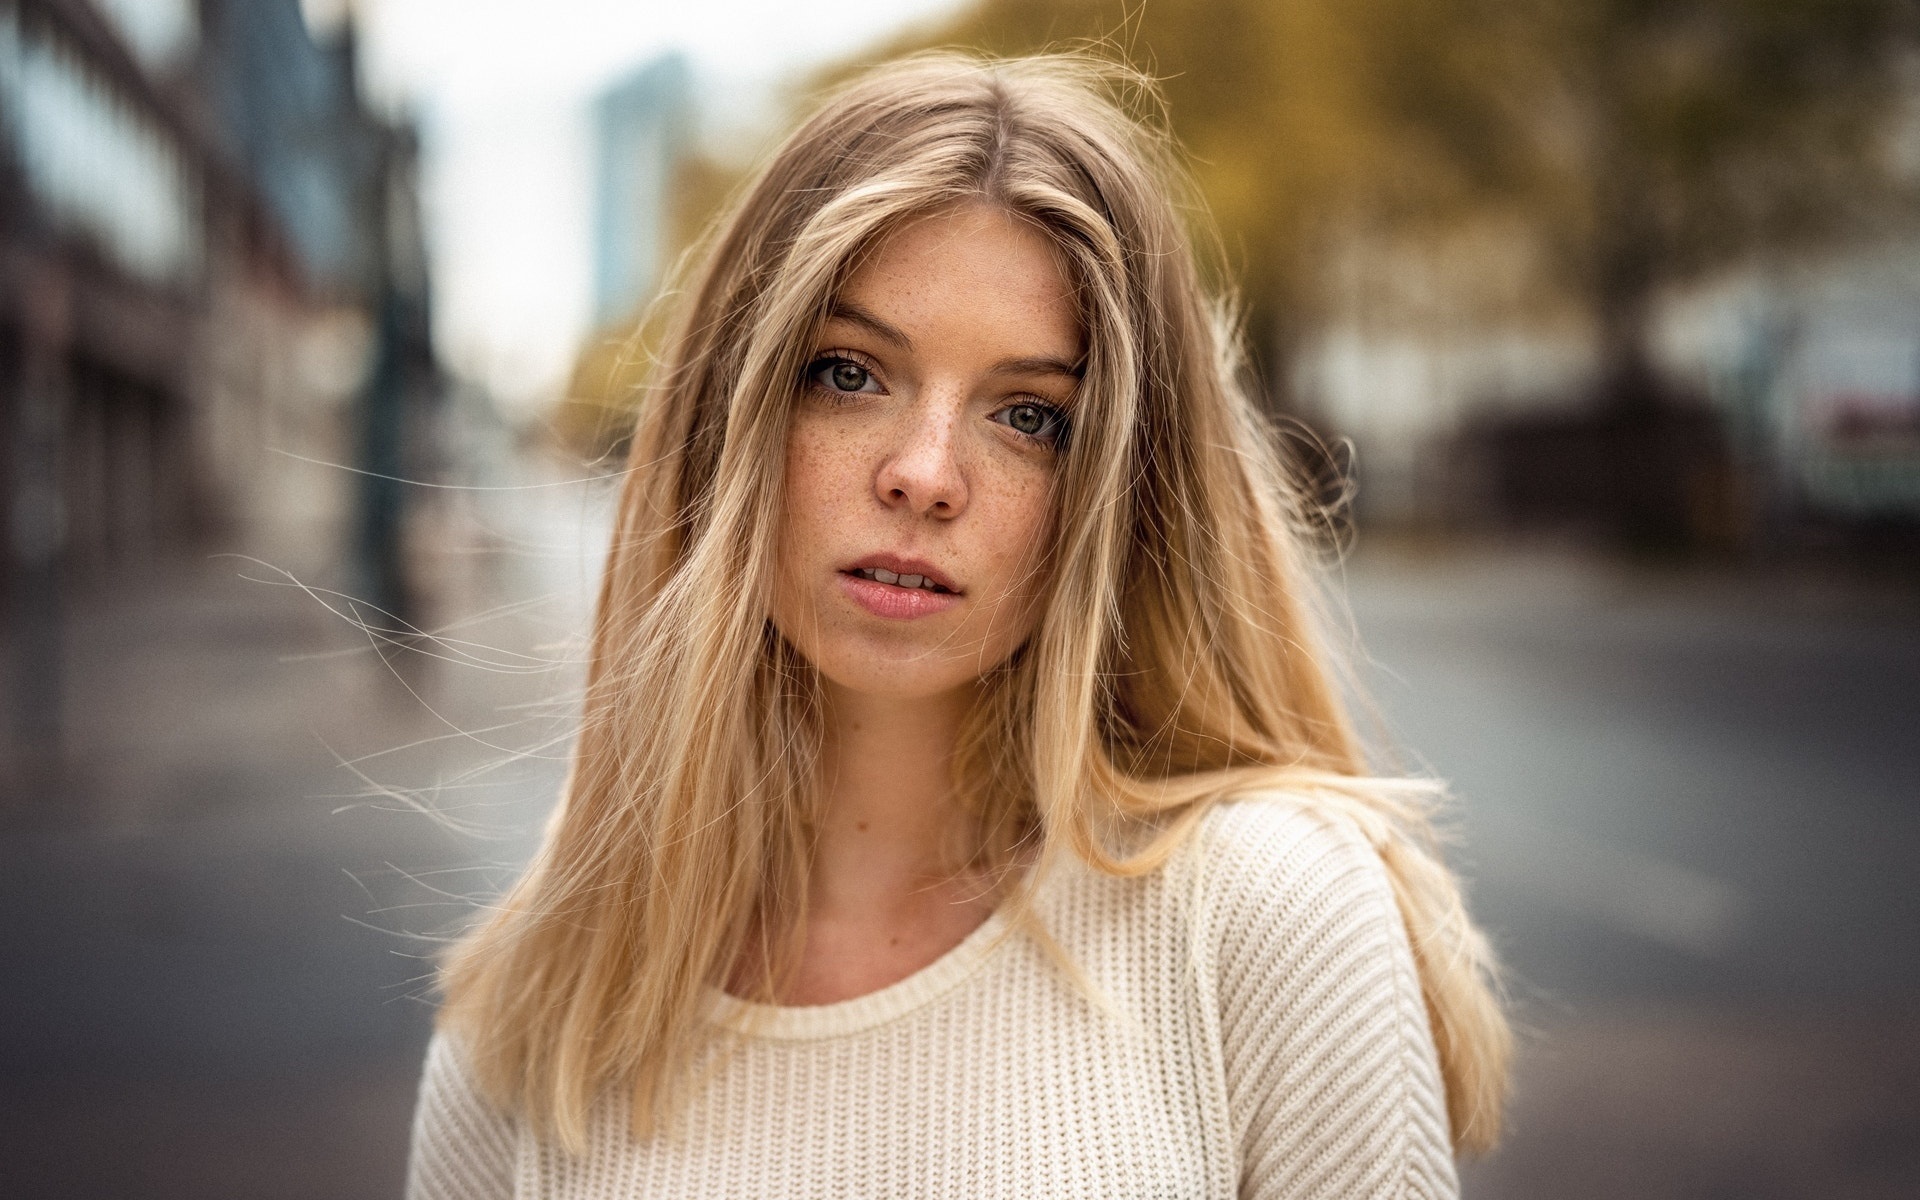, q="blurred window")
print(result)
[0,7,201,285]
[93,0,196,71]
